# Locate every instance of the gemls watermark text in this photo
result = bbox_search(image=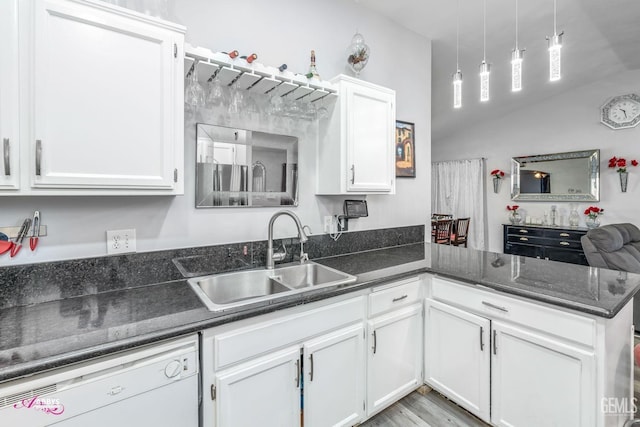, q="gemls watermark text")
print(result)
[601,397,637,415]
